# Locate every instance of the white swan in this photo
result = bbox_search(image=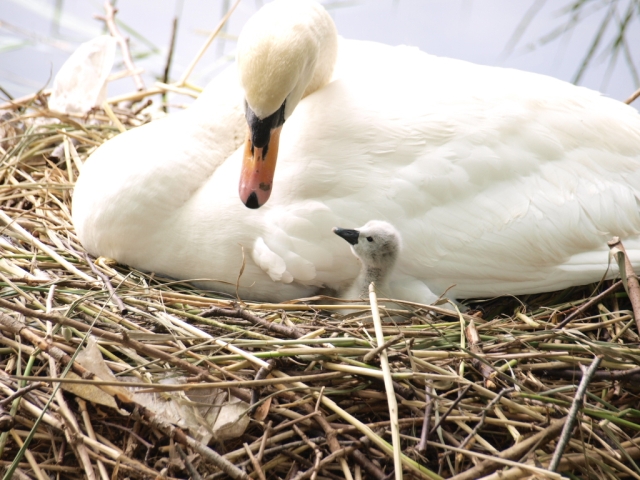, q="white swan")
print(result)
[333,221,401,300]
[72,0,640,304]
